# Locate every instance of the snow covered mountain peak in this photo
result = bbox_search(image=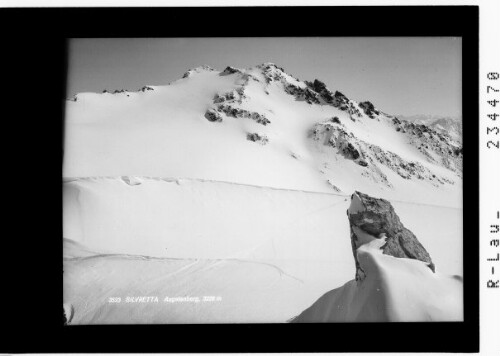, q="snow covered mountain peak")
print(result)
[64,62,462,207]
